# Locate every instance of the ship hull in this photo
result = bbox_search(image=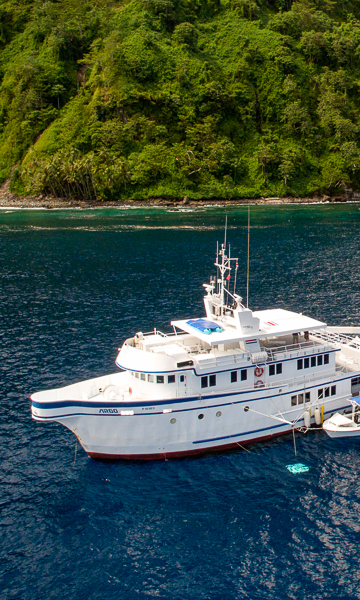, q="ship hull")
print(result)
[31,373,352,460]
